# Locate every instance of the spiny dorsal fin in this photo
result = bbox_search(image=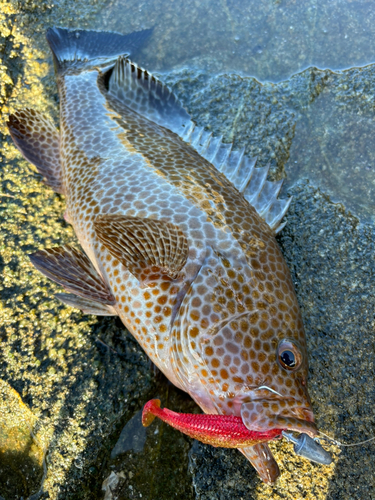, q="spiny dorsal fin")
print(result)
[55,293,117,316]
[108,56,194,137]
[29,245,115,305]
[184,127,291,233]
[94,215,188,283]
[107,60,290,233]
[7,109,64,194]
